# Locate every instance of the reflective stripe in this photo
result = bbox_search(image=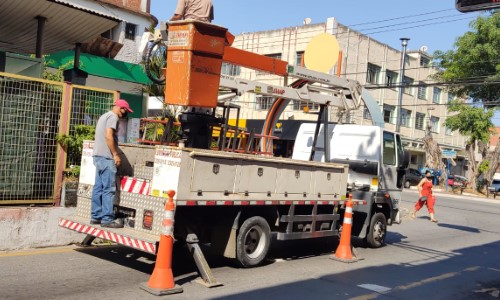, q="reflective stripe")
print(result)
[344,217,352,224]
[162,210,175,236]
[346,207,353,214]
